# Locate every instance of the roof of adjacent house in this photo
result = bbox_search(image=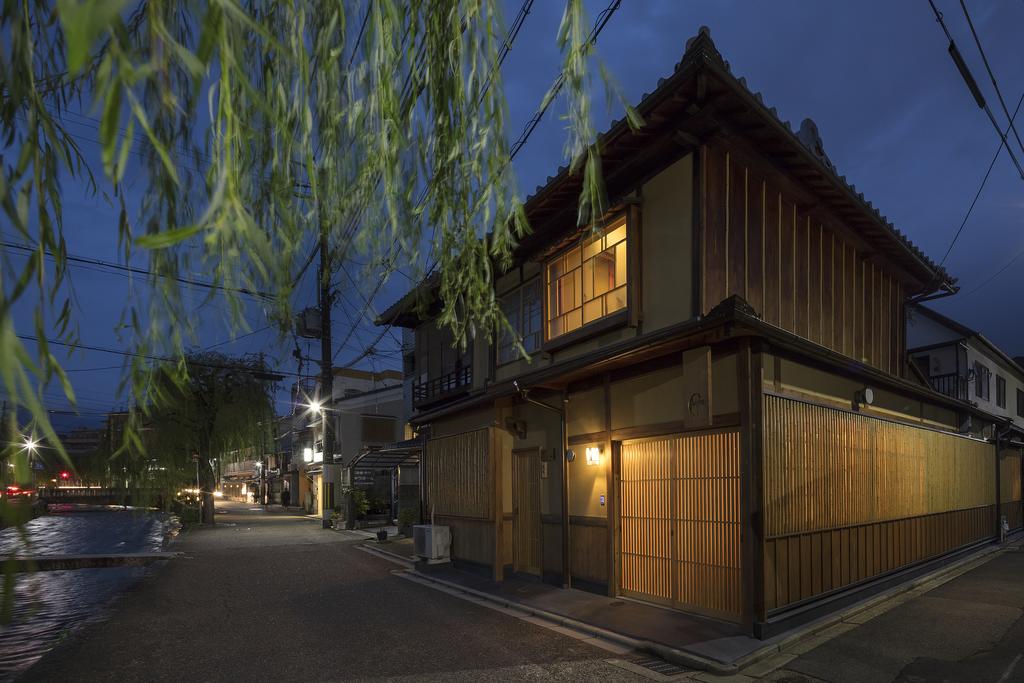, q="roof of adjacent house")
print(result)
[379,26,956,328]
[910,303,1024,378]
